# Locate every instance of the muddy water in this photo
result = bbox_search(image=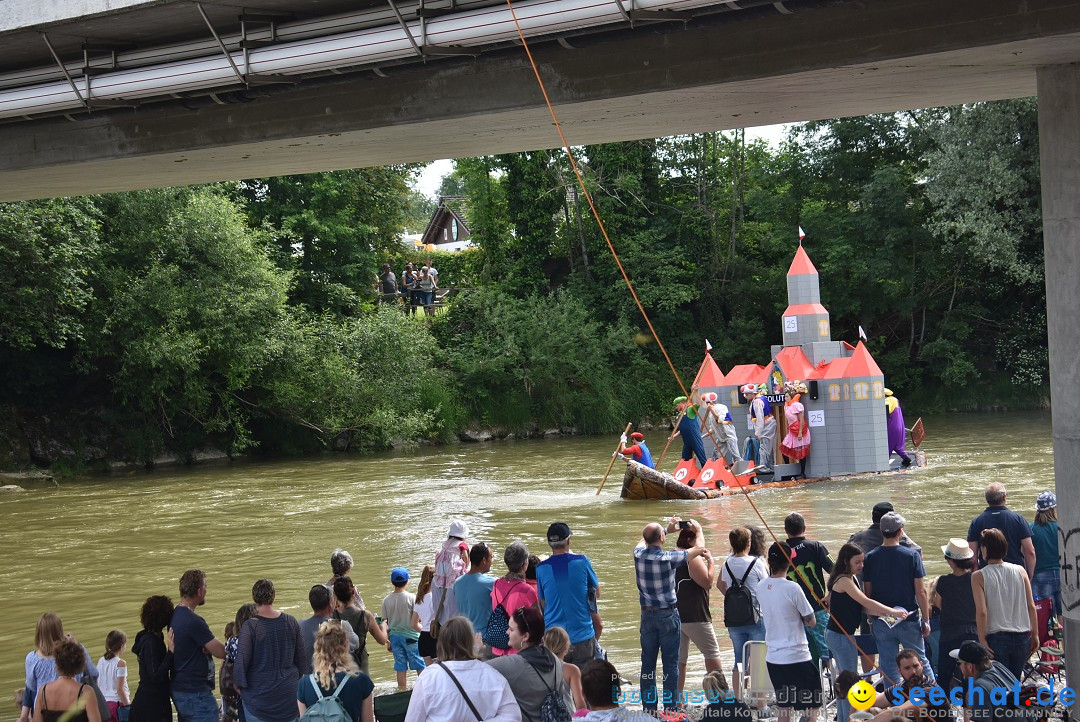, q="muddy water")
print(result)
[0,411,1054,702]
